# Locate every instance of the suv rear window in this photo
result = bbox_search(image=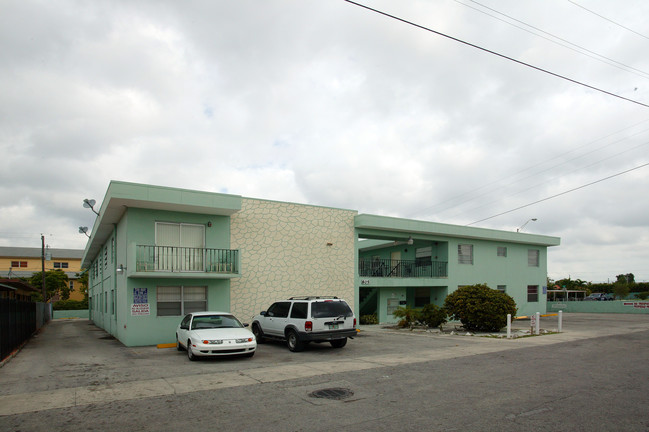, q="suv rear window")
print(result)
[311,301,353,318]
